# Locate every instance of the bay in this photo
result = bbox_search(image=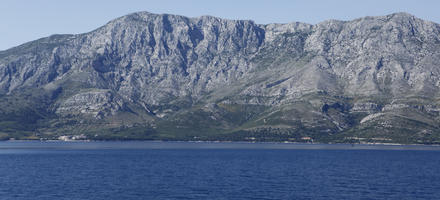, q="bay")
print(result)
[0,141,439,199]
